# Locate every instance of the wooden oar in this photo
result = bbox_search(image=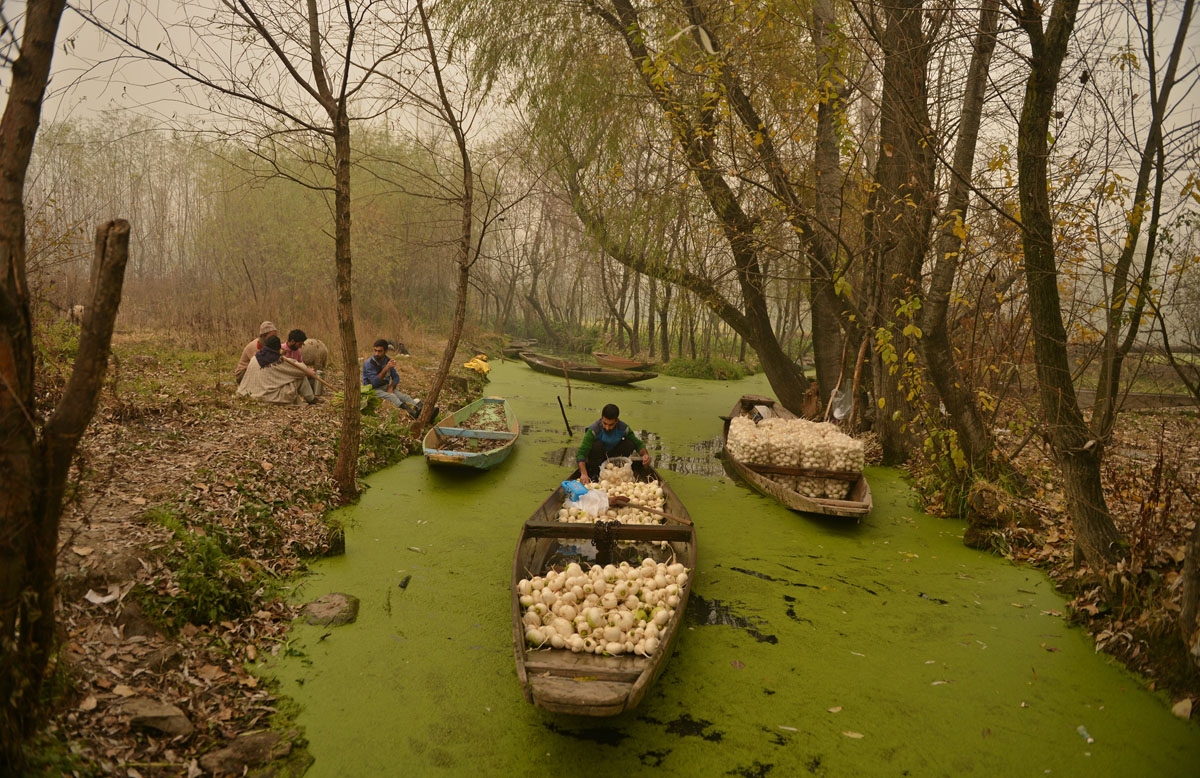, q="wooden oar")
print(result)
[608,495,691,525]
